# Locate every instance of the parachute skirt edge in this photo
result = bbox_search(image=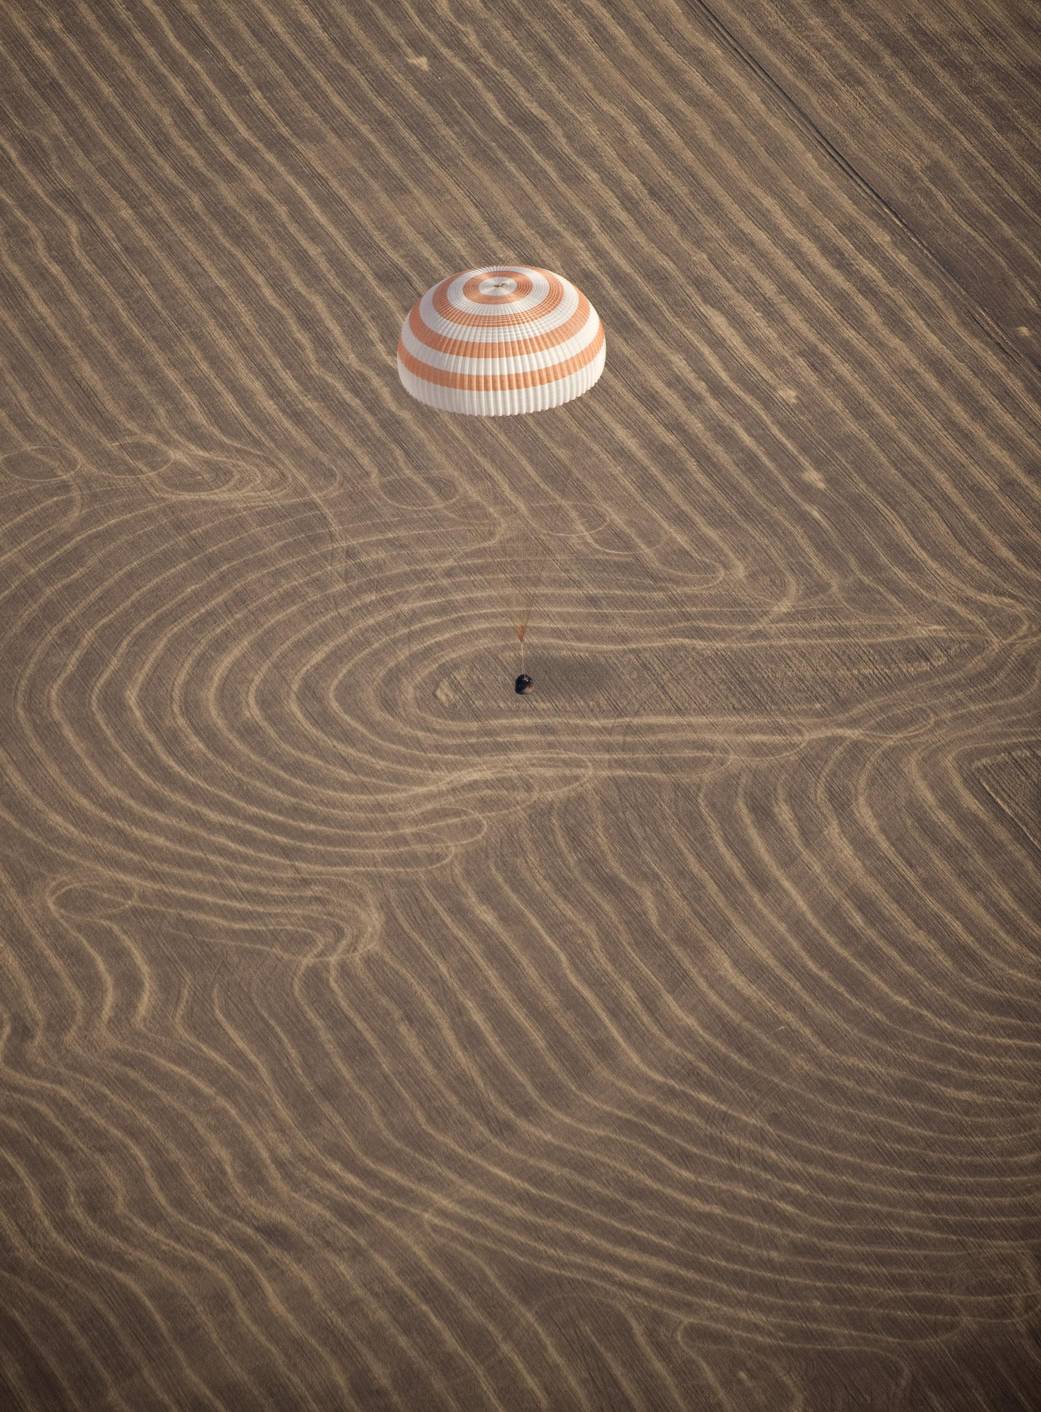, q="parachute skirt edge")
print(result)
[397,340,606,417]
